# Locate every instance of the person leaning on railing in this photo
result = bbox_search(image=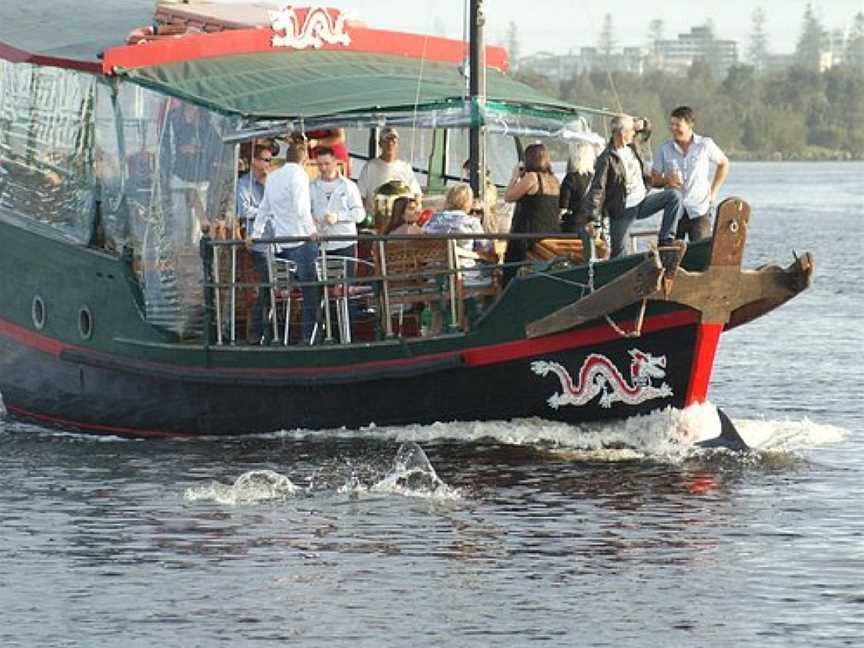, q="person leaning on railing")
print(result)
[310,146,366,270]
[502,142,561,285]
